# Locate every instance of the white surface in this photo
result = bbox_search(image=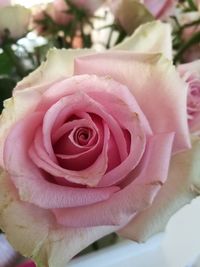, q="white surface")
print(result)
[162,197,200,267]
[68,233,167,267]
